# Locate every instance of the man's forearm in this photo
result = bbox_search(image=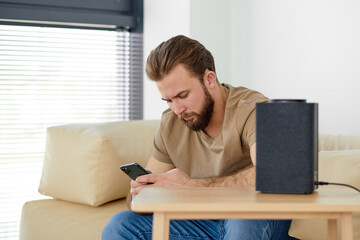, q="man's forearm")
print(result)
[189,166,255,188]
